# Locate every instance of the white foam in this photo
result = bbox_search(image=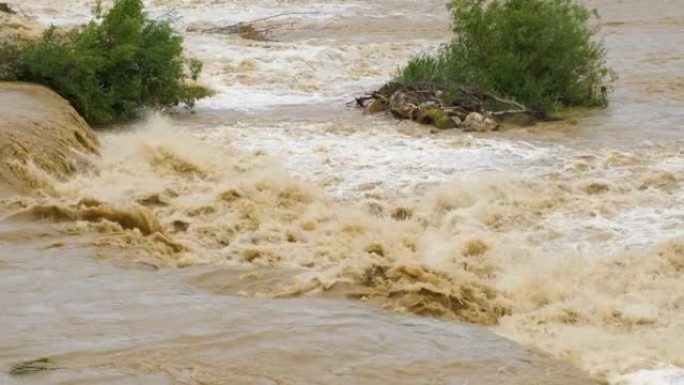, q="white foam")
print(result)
[27,0,361,27]
[613,368,684,385]
[541,204,684,257]
[196,87,336,111]
[200,122,561,198]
